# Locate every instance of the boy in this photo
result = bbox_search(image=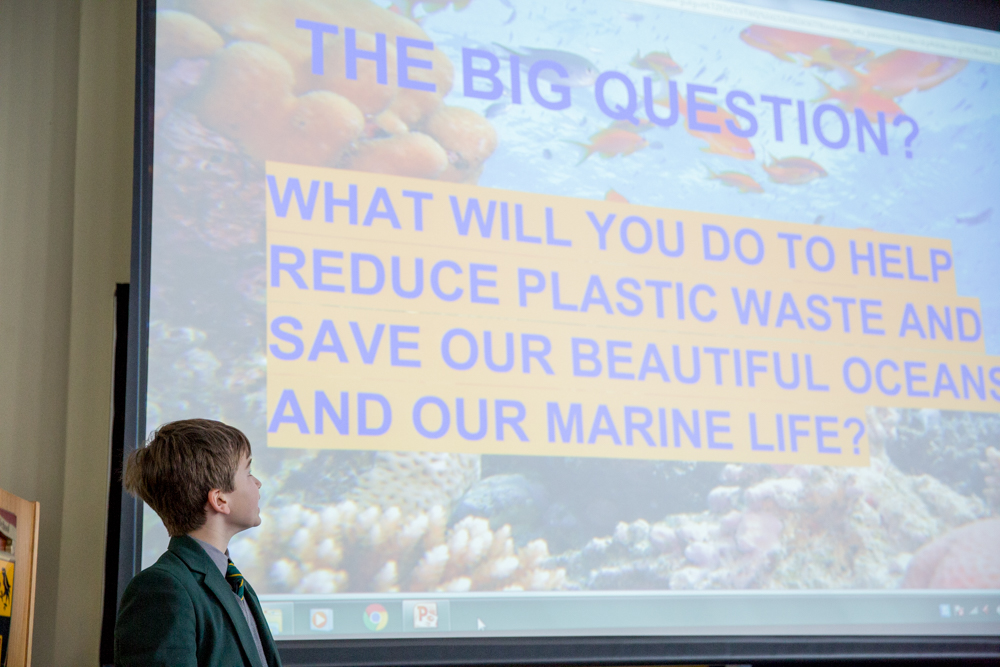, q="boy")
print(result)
[115,419,281,667]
